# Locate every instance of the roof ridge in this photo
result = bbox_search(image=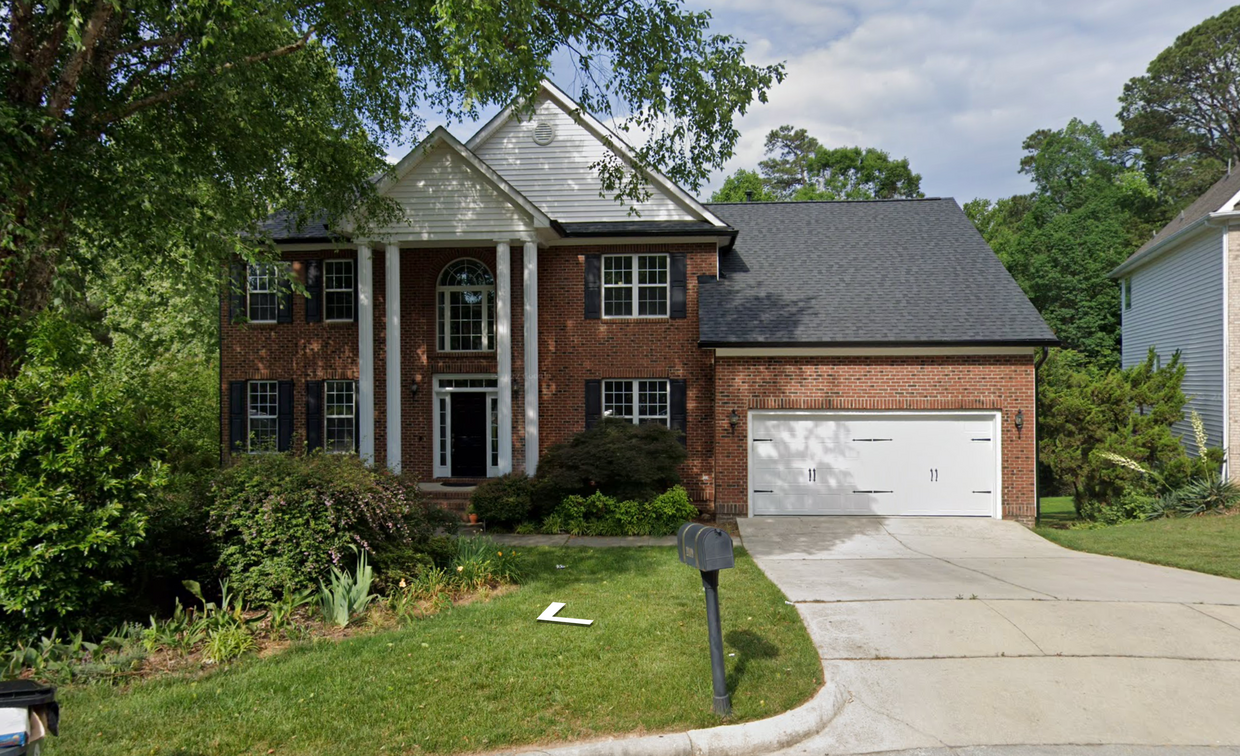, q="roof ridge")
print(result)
[704,197,950,206]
